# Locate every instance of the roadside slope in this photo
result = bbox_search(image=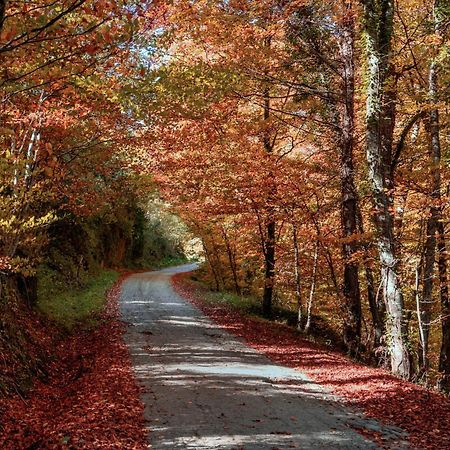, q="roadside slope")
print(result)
[0,275,146,449]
